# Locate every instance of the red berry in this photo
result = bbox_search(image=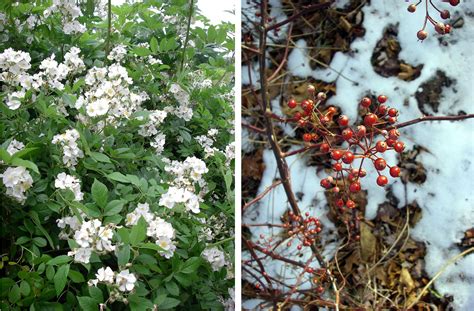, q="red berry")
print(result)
[356,125,367,137]
[376,175,388,187]
[377,95,387,103]
[327,106,337,115]
[364,113,378,127]
[320,178,332,189]
[333,162,343,171]
[307,85,316,94]
[390,166,401,177]
[388,129,400,140]
[294,112,302,120]
[376,141,388,153]
[374,158,387,170]
[394,141,405,153]
[317,92,327,101]
[331,150,344,161]
[388,108,398,117]
[342,128,353,141]
[449,0,459,6]
[338,115,349,127]
[435,22,446,34]
[307,267,314,274]
[377,104,387,115]
[388,116,397,124]
[320,143,330,153]
[336,199,345,208]
[360,97,372,108]
[303,133,312,142]
[255,283,261,289]
[297,245,302,250]
[408,4,417,12]
[320,116,330,124]
[288,99,297,108]
[303,100,314,112]
[346,200,356,209]
[445,24,452,34]
[386,138,396,147]
[349,182,361,193]
[417,30,428,41]
[440,10,450,19]
[342,151,354,164]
